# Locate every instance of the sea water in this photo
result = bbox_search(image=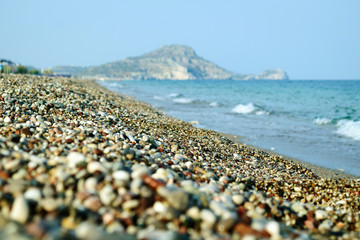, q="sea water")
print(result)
[98,80,360,176]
